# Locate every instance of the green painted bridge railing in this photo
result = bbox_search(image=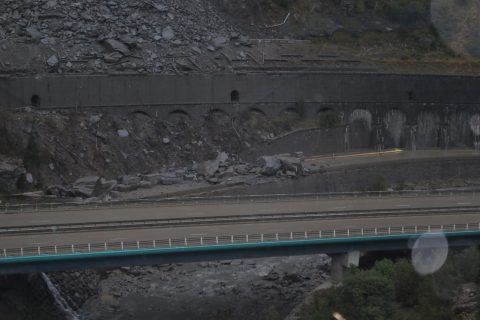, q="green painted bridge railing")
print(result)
[1,222,480,265]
